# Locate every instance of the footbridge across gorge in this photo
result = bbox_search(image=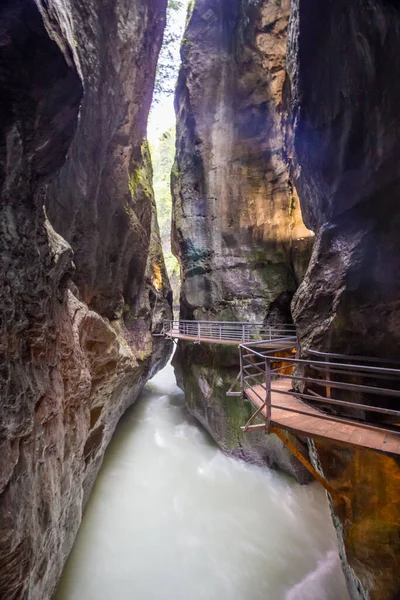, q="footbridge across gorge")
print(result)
[162,319,297,347]
[162,319,400,498]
